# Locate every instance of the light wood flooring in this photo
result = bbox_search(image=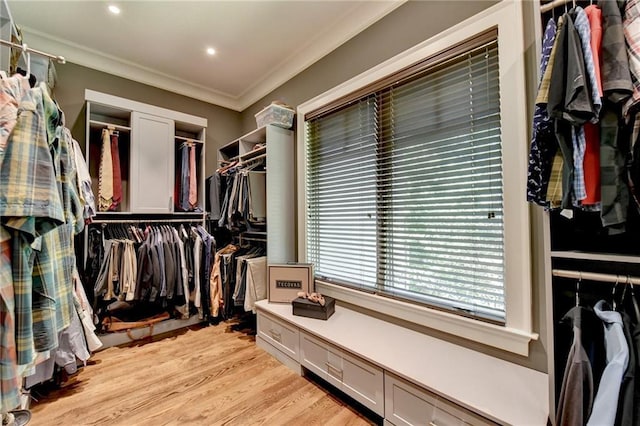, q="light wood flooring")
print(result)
[29,322,374,426]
